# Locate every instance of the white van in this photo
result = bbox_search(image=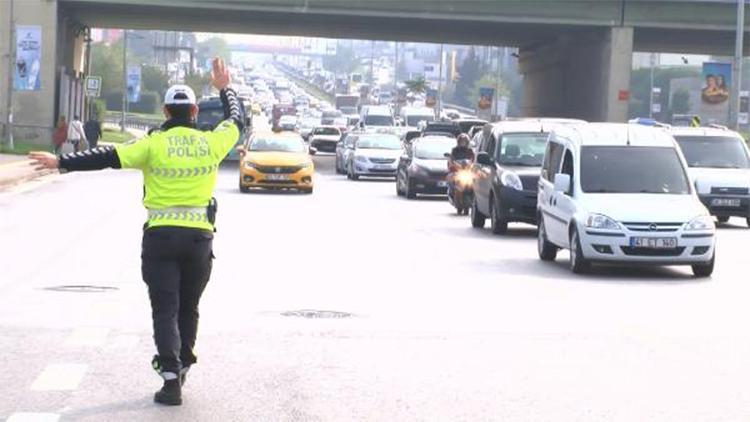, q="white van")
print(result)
[671,126,750,227]
[360,105,395,128]
[537,123,716,277]
[400,106,435,130]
